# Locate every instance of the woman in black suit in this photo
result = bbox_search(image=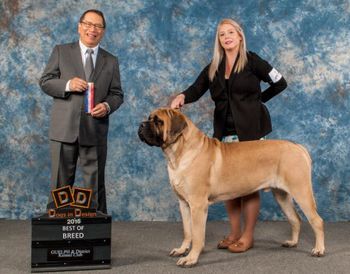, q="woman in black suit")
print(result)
[170,18,287,253]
